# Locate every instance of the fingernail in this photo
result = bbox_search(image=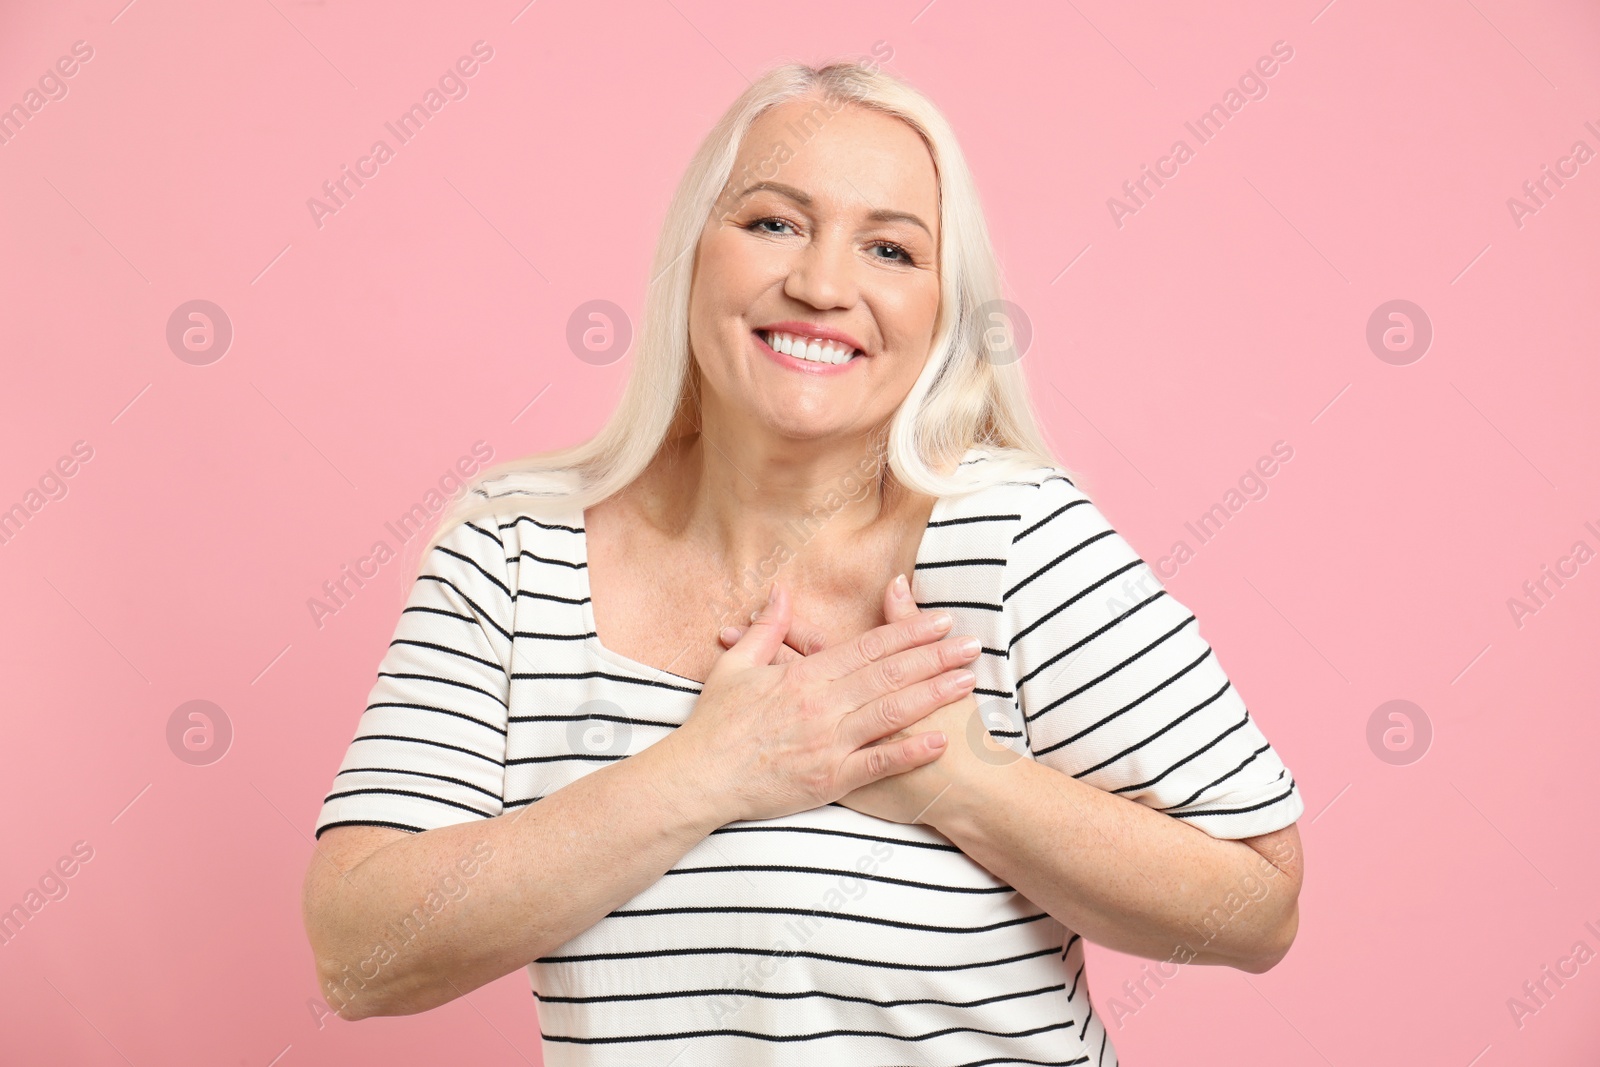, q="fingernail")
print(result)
[720,626,741,643]
[892,573,909,599]
[753,581,779,622]
[928,732,947,748]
